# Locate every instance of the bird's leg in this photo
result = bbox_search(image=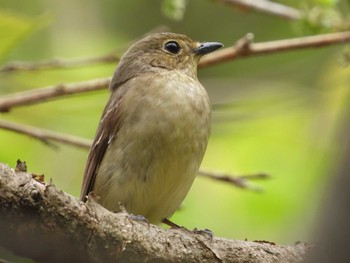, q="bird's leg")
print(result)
[162,218,214,240]
[118,202,150,225]
[162,218,182,228]
[129,214,150,225]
